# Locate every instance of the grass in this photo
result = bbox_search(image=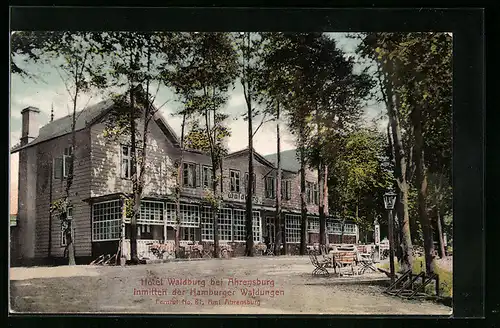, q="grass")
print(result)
[380,257,452,298]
